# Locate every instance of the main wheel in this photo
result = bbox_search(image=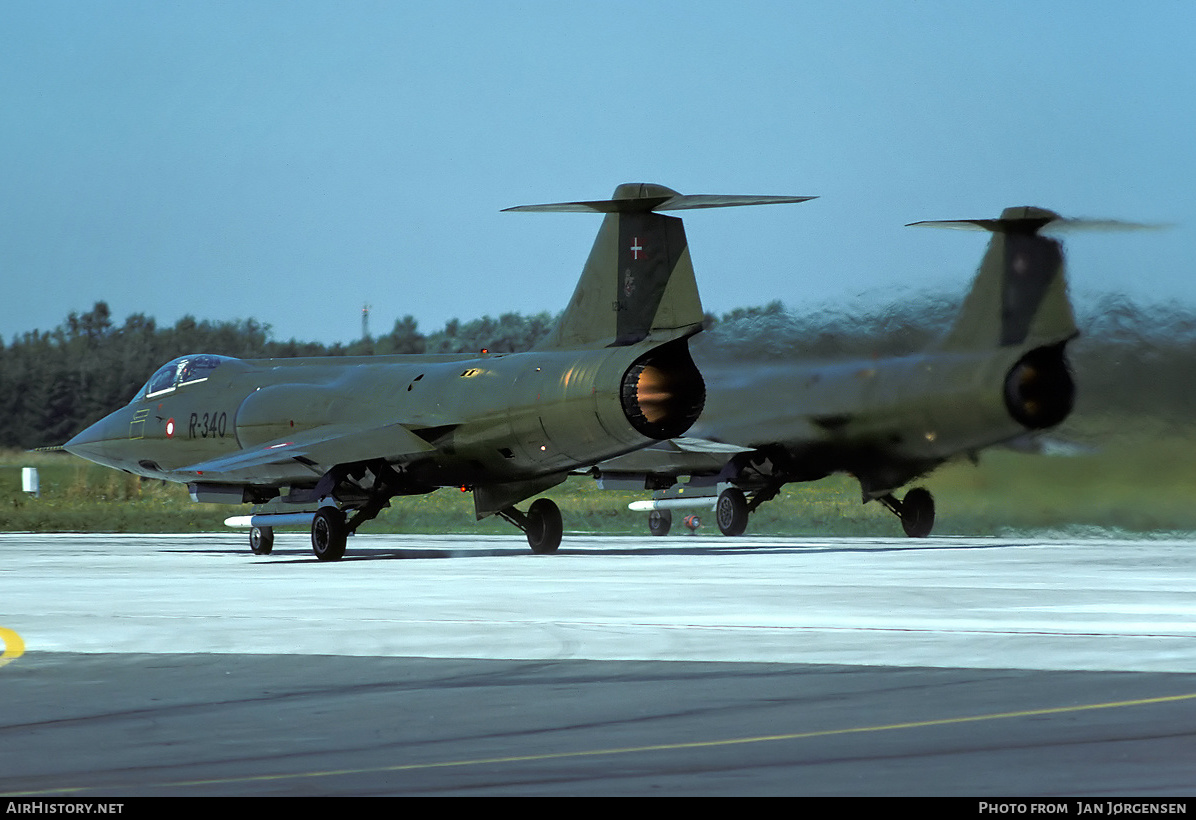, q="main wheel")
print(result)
[900,487,935,538]
[648,509,672,536]
[716,488,749,537]
[525,498,563,554]
[249,526,274,555]
[311,507,348,561]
